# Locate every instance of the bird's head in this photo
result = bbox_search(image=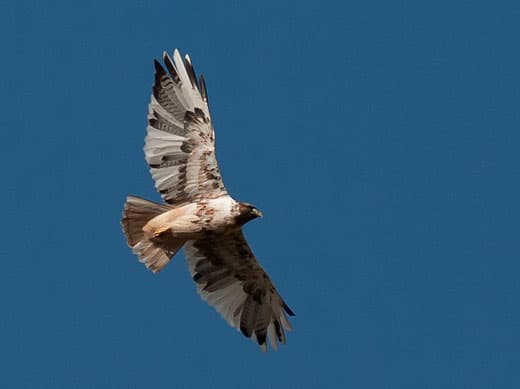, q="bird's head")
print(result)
[236,202,263,225]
